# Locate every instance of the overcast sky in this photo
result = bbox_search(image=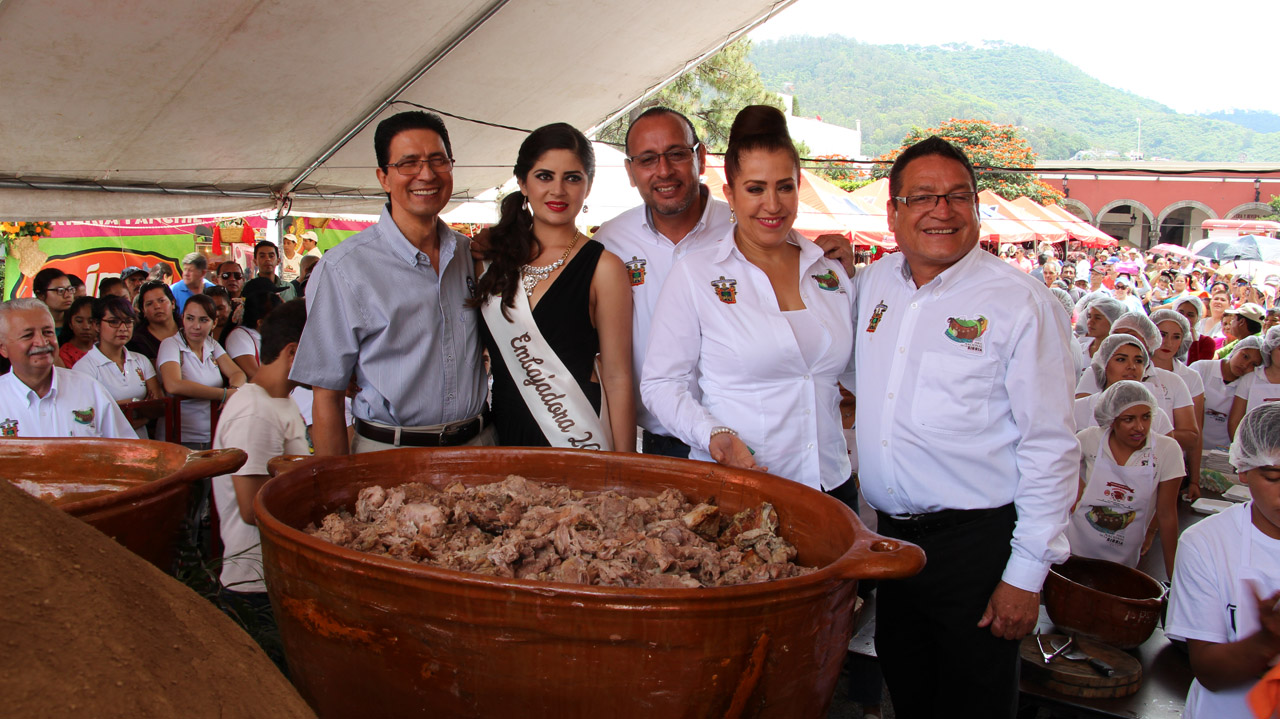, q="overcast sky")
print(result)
[751,0,1278,115]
